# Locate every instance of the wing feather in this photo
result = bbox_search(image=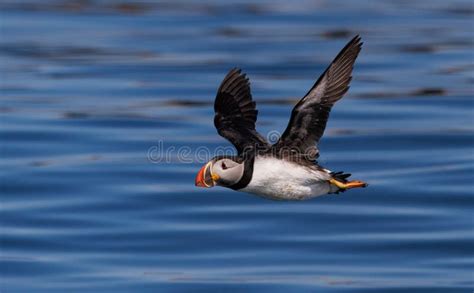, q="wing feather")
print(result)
[214,68,269,154]
[272,36,363,162]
